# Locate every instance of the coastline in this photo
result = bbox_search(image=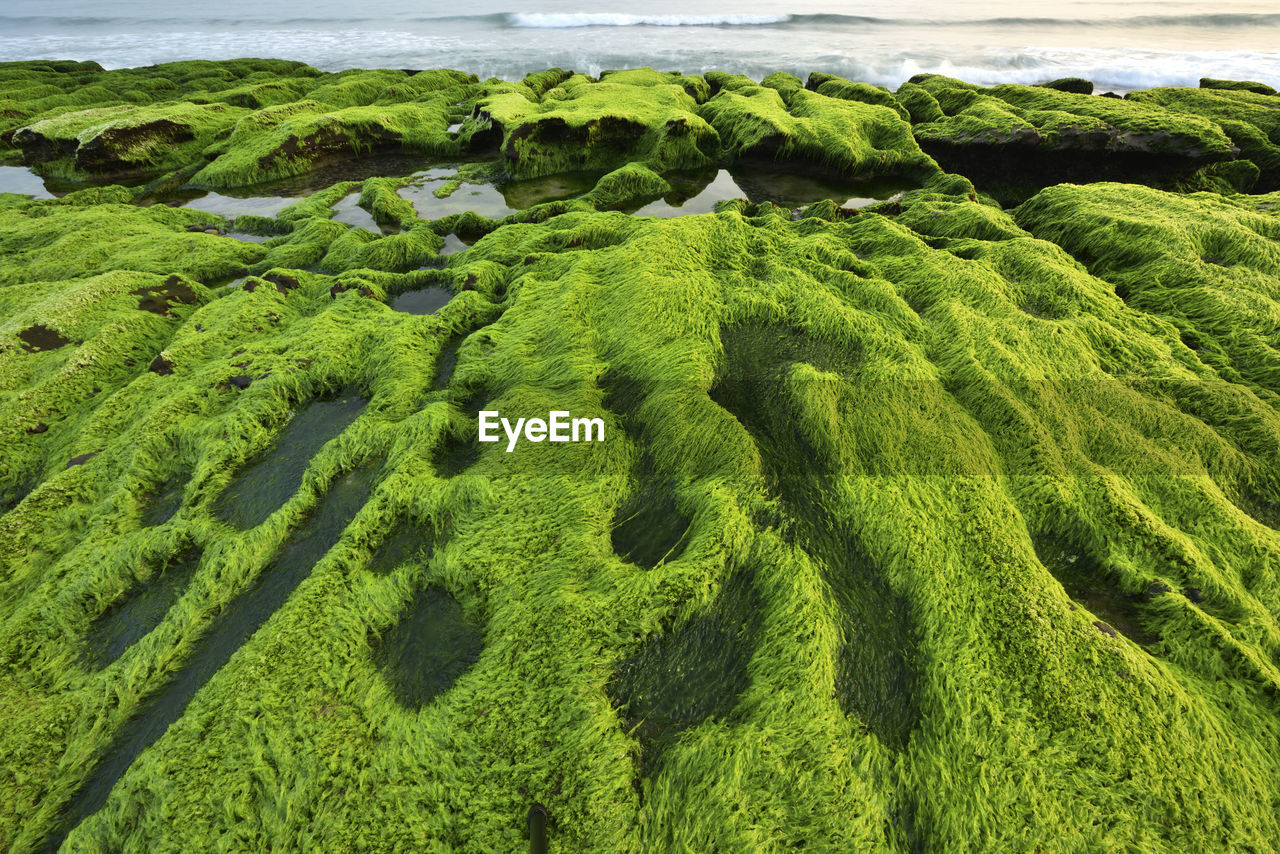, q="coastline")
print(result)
[2,59,1280,853]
